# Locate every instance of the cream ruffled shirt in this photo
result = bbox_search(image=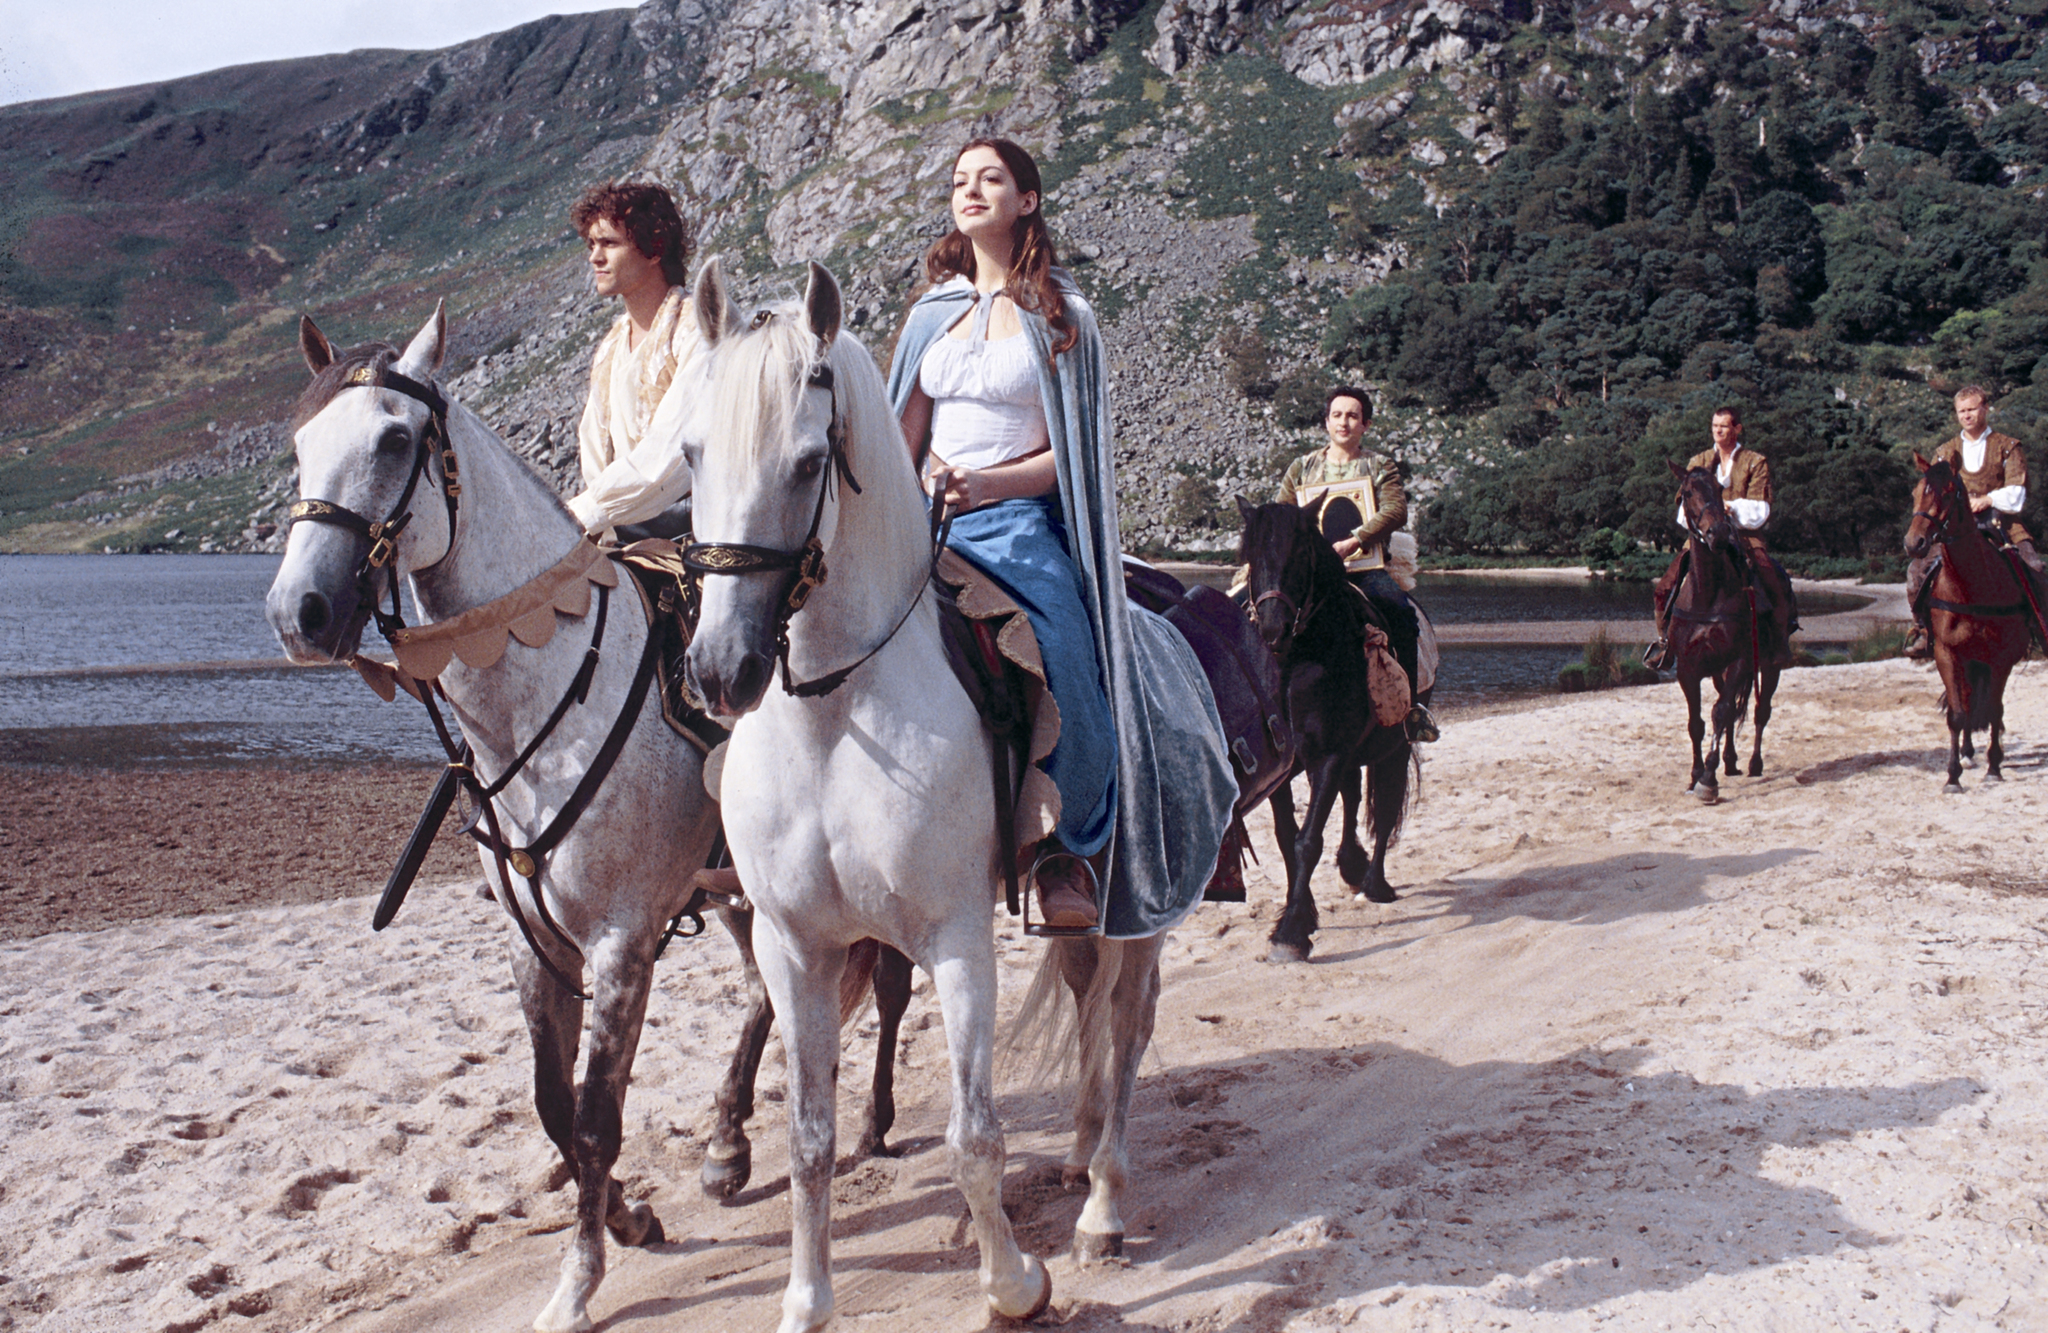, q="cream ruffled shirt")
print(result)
[1960,431,2027,513]
[568,286,700,533]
